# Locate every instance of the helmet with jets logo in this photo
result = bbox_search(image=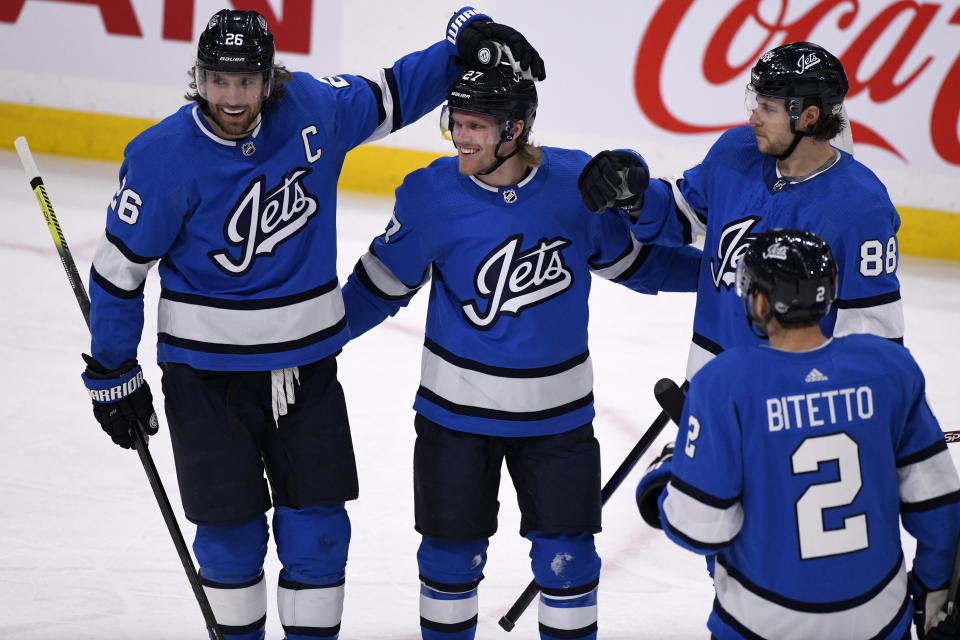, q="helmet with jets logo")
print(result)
[749,42,848,125]
[736,229,838,332]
